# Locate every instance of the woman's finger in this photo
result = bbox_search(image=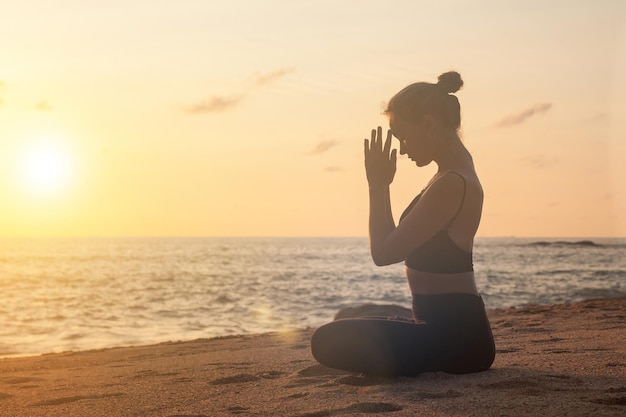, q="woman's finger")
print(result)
[383,129,392,156]
[376,126,383,152]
